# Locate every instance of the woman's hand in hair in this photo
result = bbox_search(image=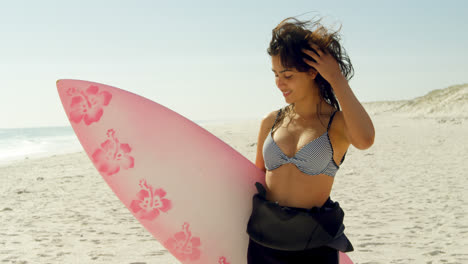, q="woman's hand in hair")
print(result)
[301,42,343,85]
